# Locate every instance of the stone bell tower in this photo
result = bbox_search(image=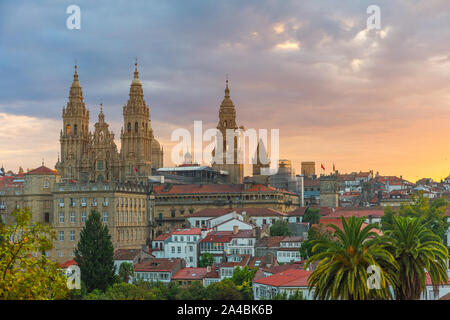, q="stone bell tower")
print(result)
[56,64,90,181]
[319,174,339,209]
[211,79,244,184]
[120,61,154,182]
